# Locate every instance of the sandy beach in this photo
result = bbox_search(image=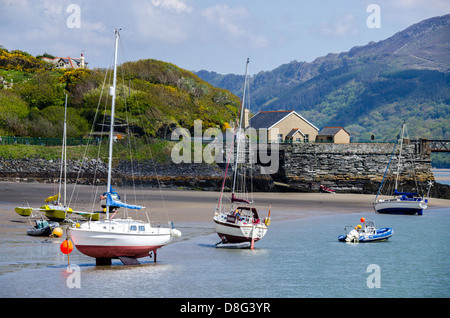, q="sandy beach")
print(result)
[1,181,449,237]
[1,181,450,299]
